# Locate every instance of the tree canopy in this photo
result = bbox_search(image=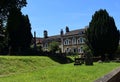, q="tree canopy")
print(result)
[0,0,27,20]
[7,7,32,54]
[49,41,60,53]
[86,9,119,60]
